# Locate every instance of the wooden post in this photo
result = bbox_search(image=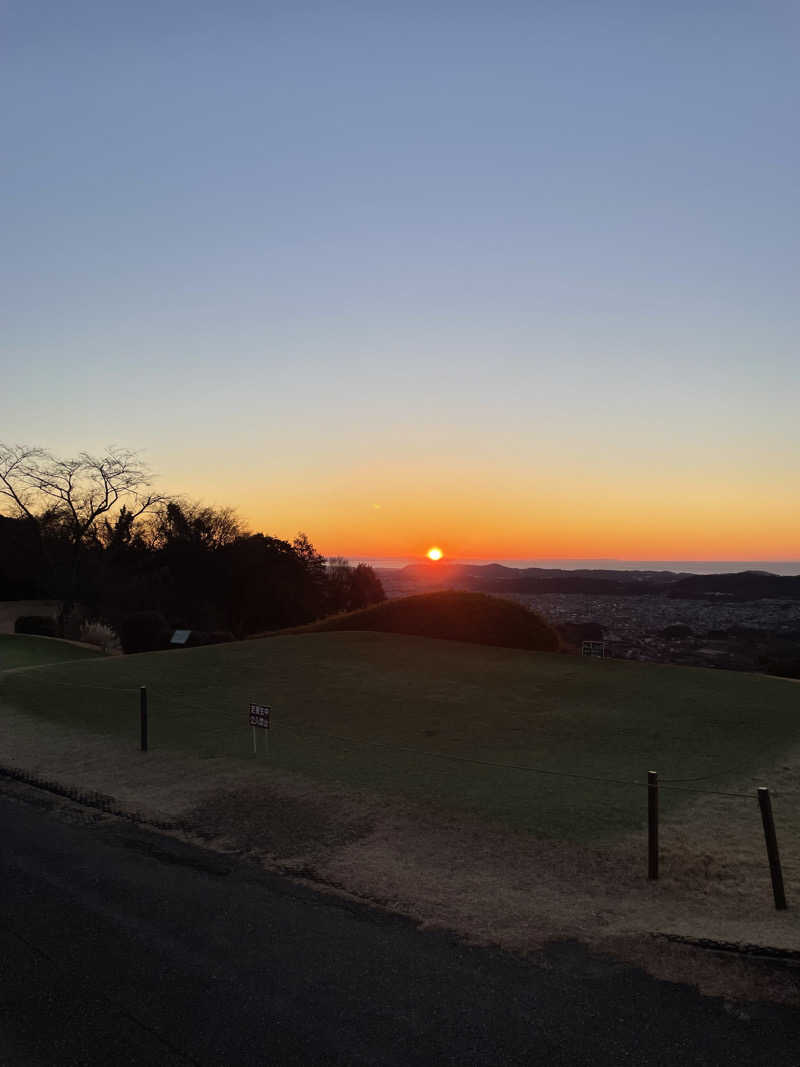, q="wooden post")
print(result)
[757,787,786,910]
[140,686,148,753]
[648,770,659,880]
